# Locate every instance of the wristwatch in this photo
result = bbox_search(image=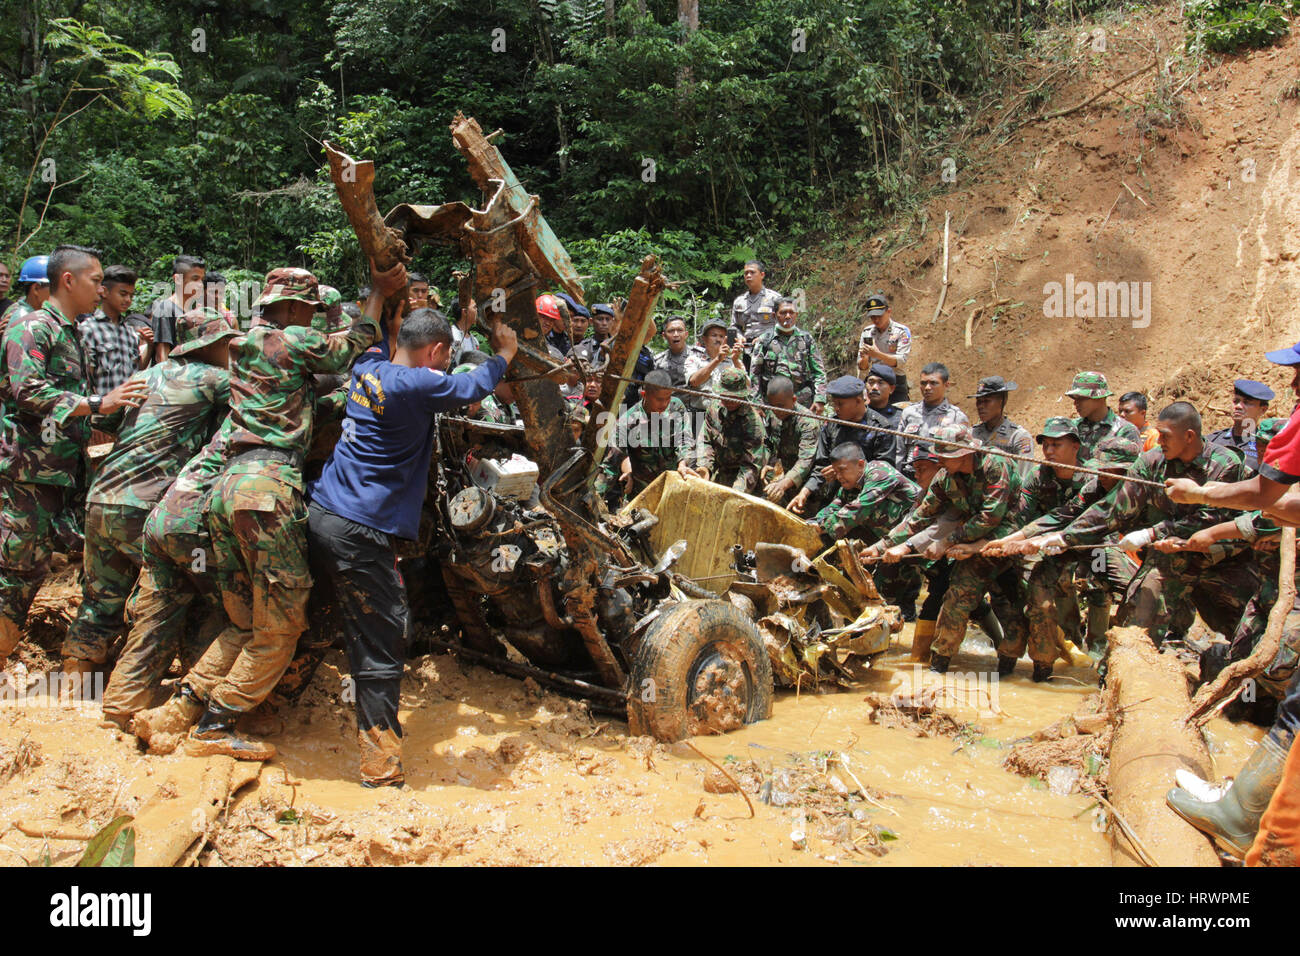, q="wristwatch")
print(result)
[88,395,102,415]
